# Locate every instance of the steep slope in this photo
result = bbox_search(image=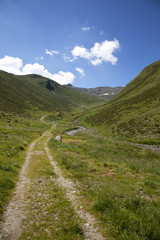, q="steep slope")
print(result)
[85,60,160,143]
[0,71,103,115]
